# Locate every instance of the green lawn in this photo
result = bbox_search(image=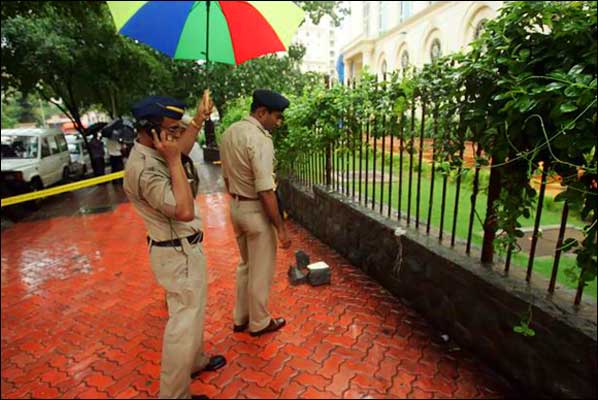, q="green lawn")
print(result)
[510,253,597,299]
[327,149,586,229]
